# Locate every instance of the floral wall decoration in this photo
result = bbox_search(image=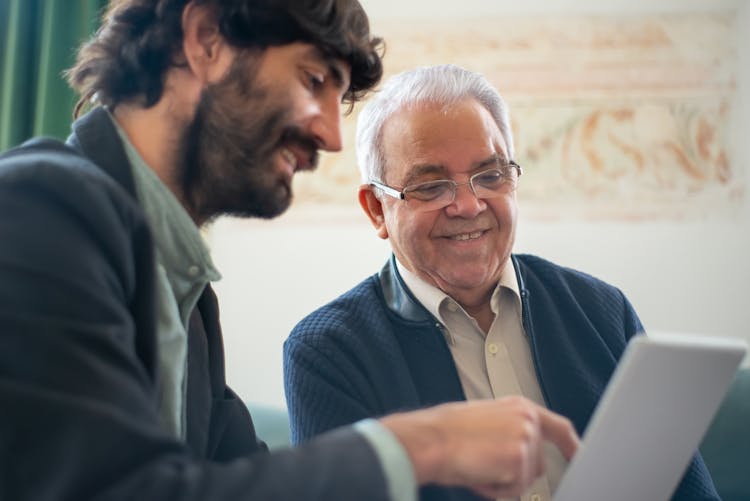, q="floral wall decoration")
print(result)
[290,13,741,221]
